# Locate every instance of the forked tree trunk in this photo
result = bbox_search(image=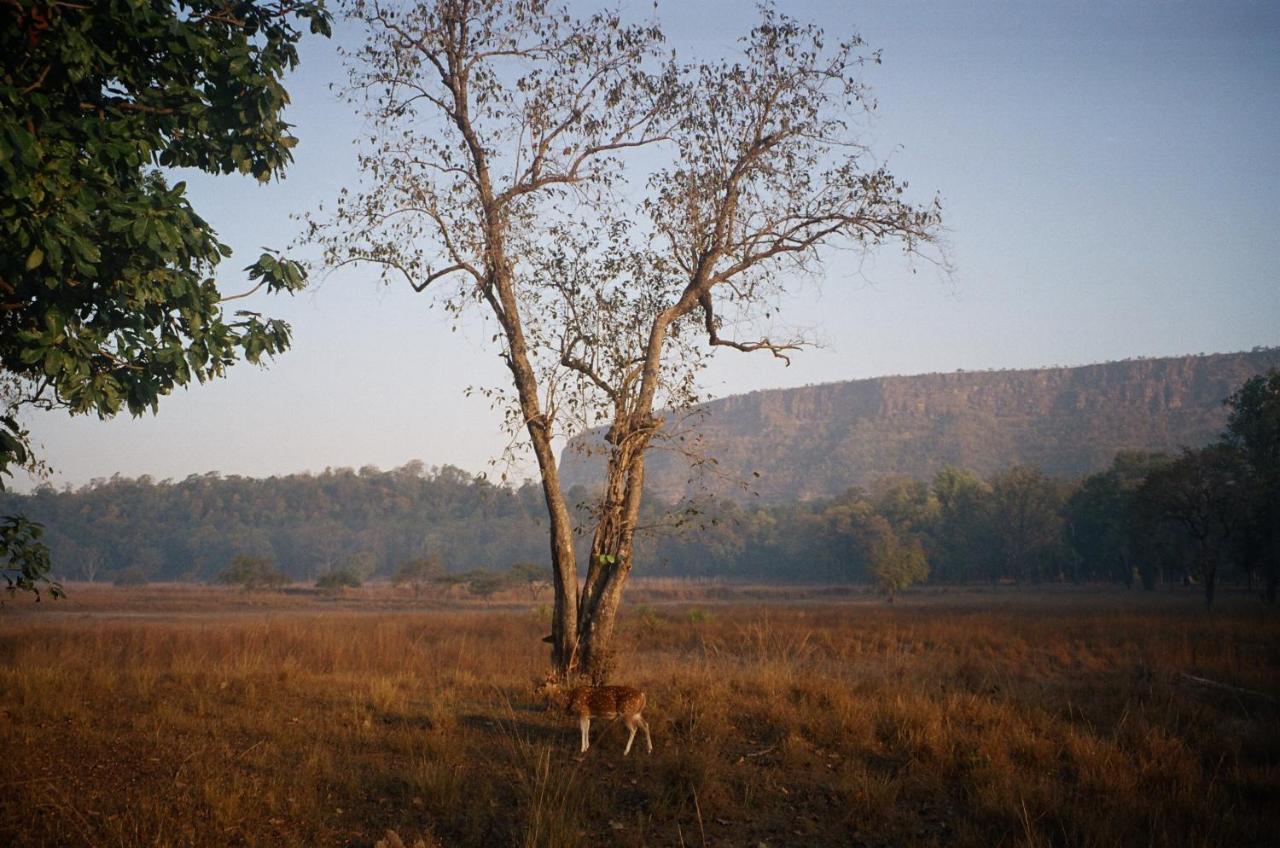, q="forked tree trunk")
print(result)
[575,417,655,679]
[557,298,679,679]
